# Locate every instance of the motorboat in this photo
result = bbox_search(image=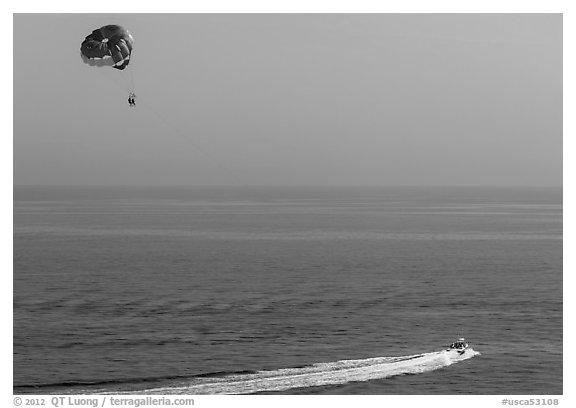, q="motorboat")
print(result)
[446,338,469,355]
